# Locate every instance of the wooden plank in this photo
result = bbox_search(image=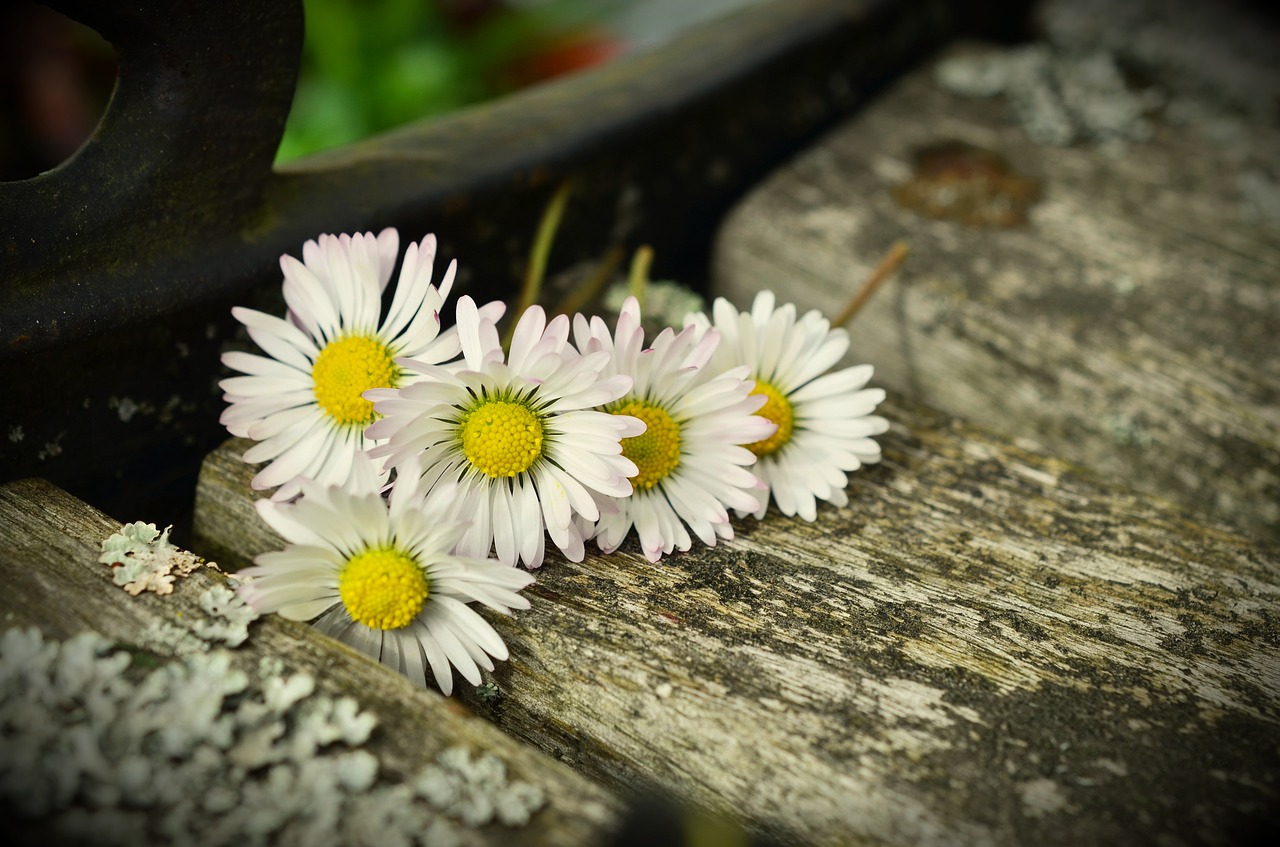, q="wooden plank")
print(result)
[194,402,1280,847]
[711,44,1280,543]
[0,478,620,846]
